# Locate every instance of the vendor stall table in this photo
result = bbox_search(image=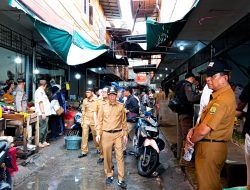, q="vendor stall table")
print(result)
[2,113,39,158]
